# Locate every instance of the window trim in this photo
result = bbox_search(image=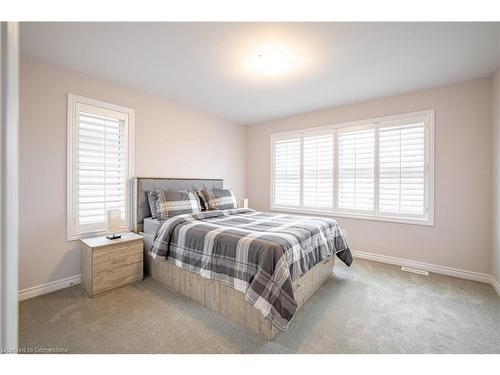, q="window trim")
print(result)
[67,93,135,241]
[270,109,435,226]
